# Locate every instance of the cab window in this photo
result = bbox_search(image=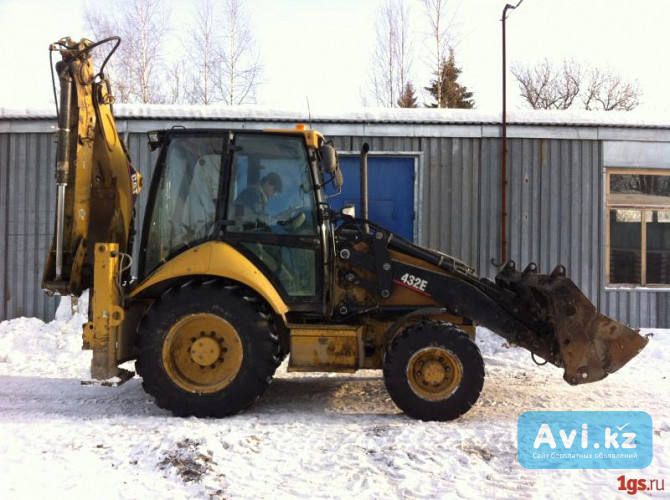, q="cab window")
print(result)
[227,134,317,235]
[226,133,319,298]
[144,136,224,272]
